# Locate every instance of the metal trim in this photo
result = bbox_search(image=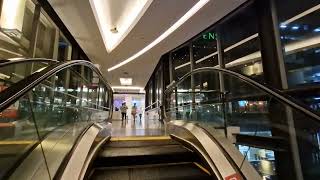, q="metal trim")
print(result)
[79,136,111,180]
[170,134,222,179]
